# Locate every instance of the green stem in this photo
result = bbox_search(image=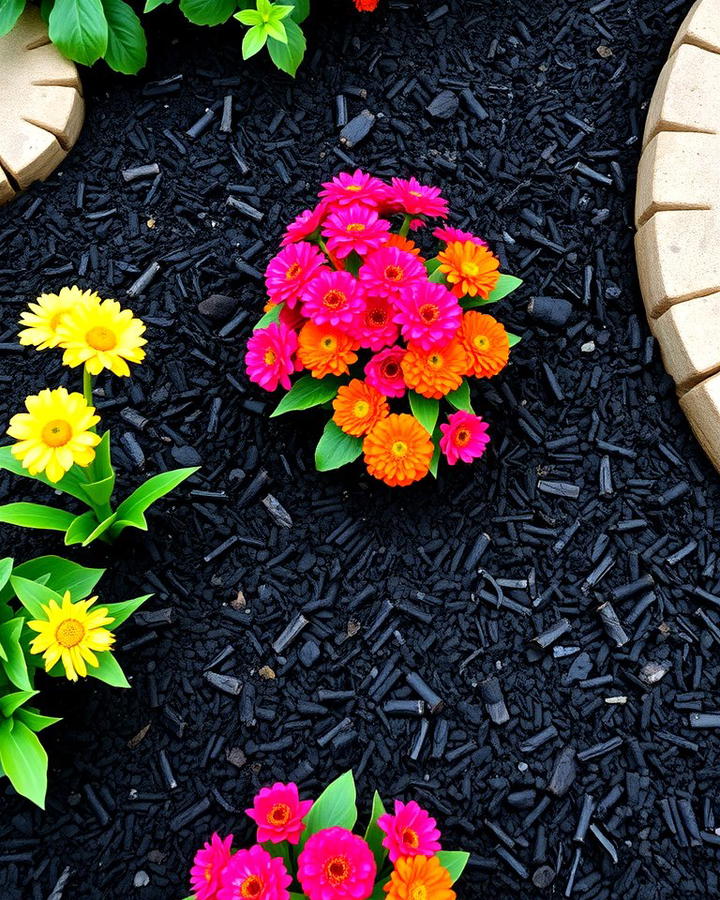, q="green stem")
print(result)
[398,214,411,238]
[318,237,337,269]
[83,365,94,412]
